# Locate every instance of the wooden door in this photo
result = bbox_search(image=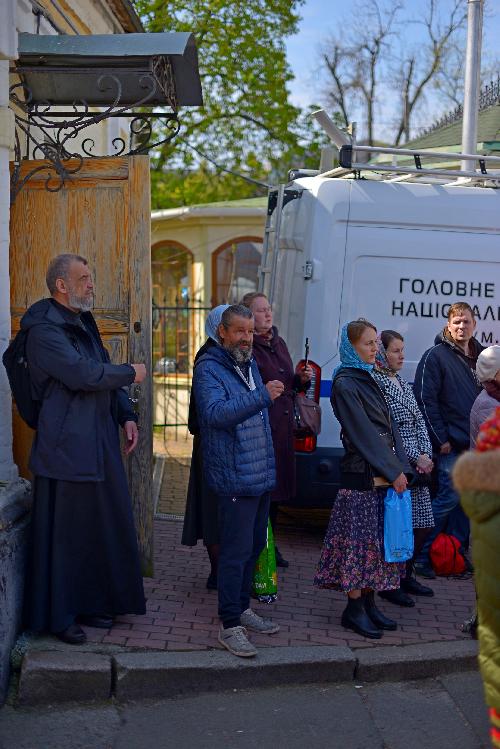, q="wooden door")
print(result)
[9,156,153,575]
